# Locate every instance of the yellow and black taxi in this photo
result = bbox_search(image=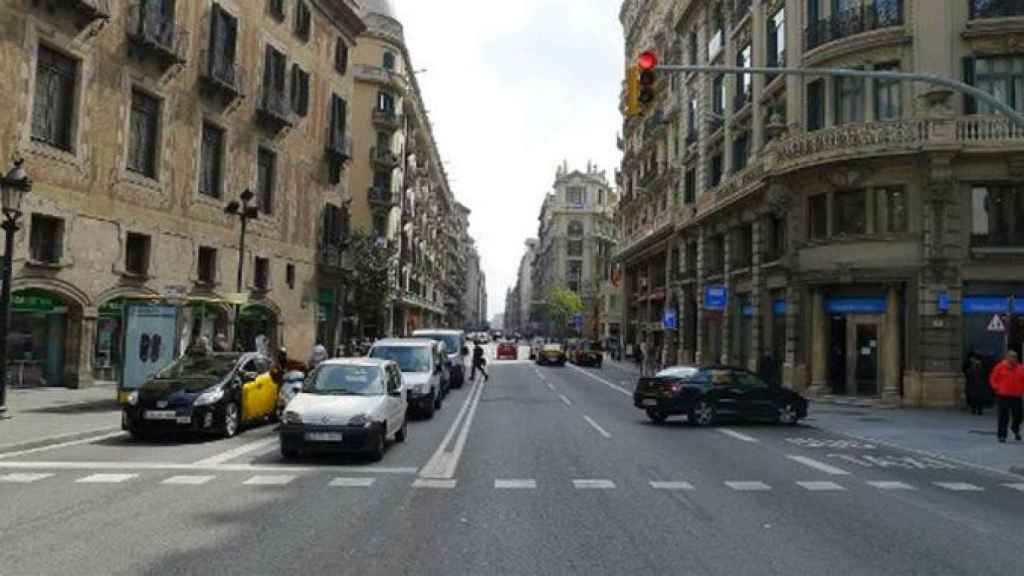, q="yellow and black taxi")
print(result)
[122,352,277,439]
[536,343,567,366]
[569,340,603,368]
